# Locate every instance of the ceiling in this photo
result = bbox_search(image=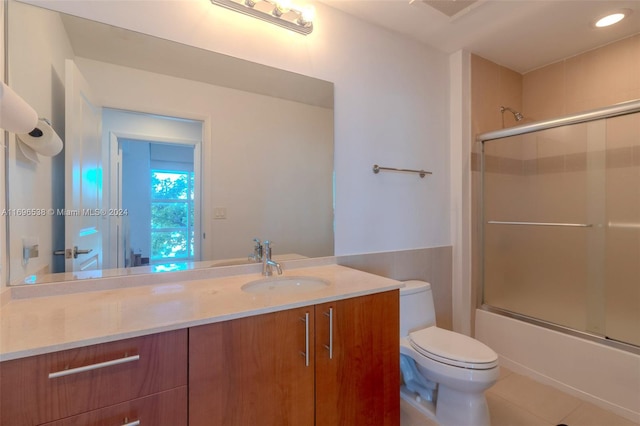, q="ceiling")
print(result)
[319,0,640,73]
